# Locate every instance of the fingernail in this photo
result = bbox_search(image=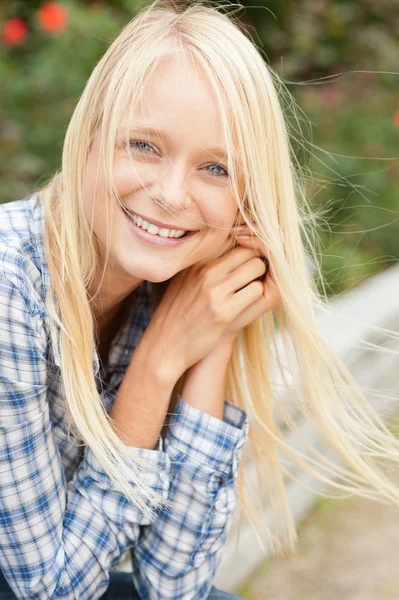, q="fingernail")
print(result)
[237,235,251,239]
